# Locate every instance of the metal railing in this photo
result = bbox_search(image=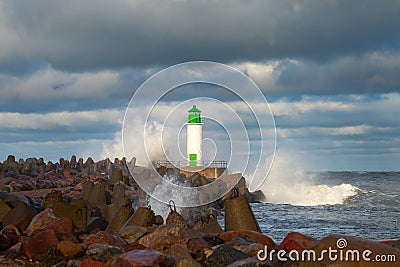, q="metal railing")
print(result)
[155,160,227,169]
